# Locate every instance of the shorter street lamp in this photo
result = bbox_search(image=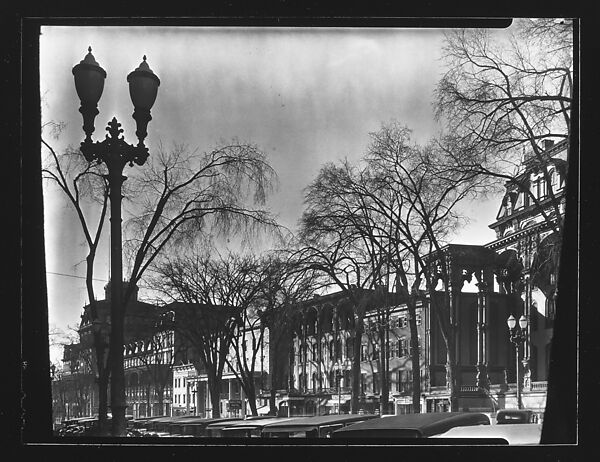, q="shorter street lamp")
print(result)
[507,314,528,409]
